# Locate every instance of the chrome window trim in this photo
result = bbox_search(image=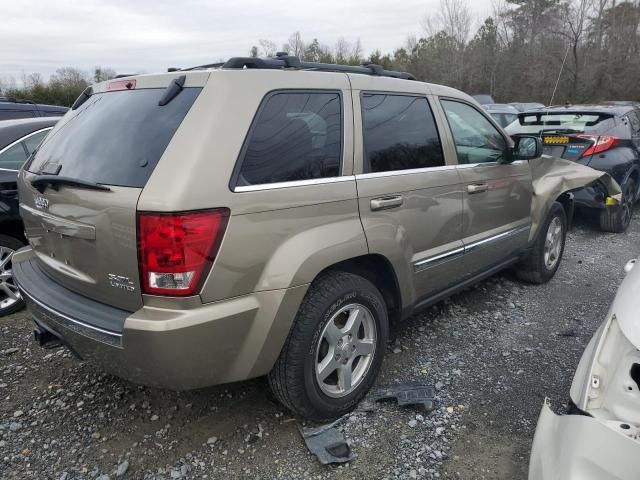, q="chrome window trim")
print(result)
[456,160,524,169]
[0,127,53,157]
[0,167,19,172]
[234,175,355,192]
[412,223,531,272]
[18,287,123,347]
[355,164,457,180]
[414,246,464,273]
